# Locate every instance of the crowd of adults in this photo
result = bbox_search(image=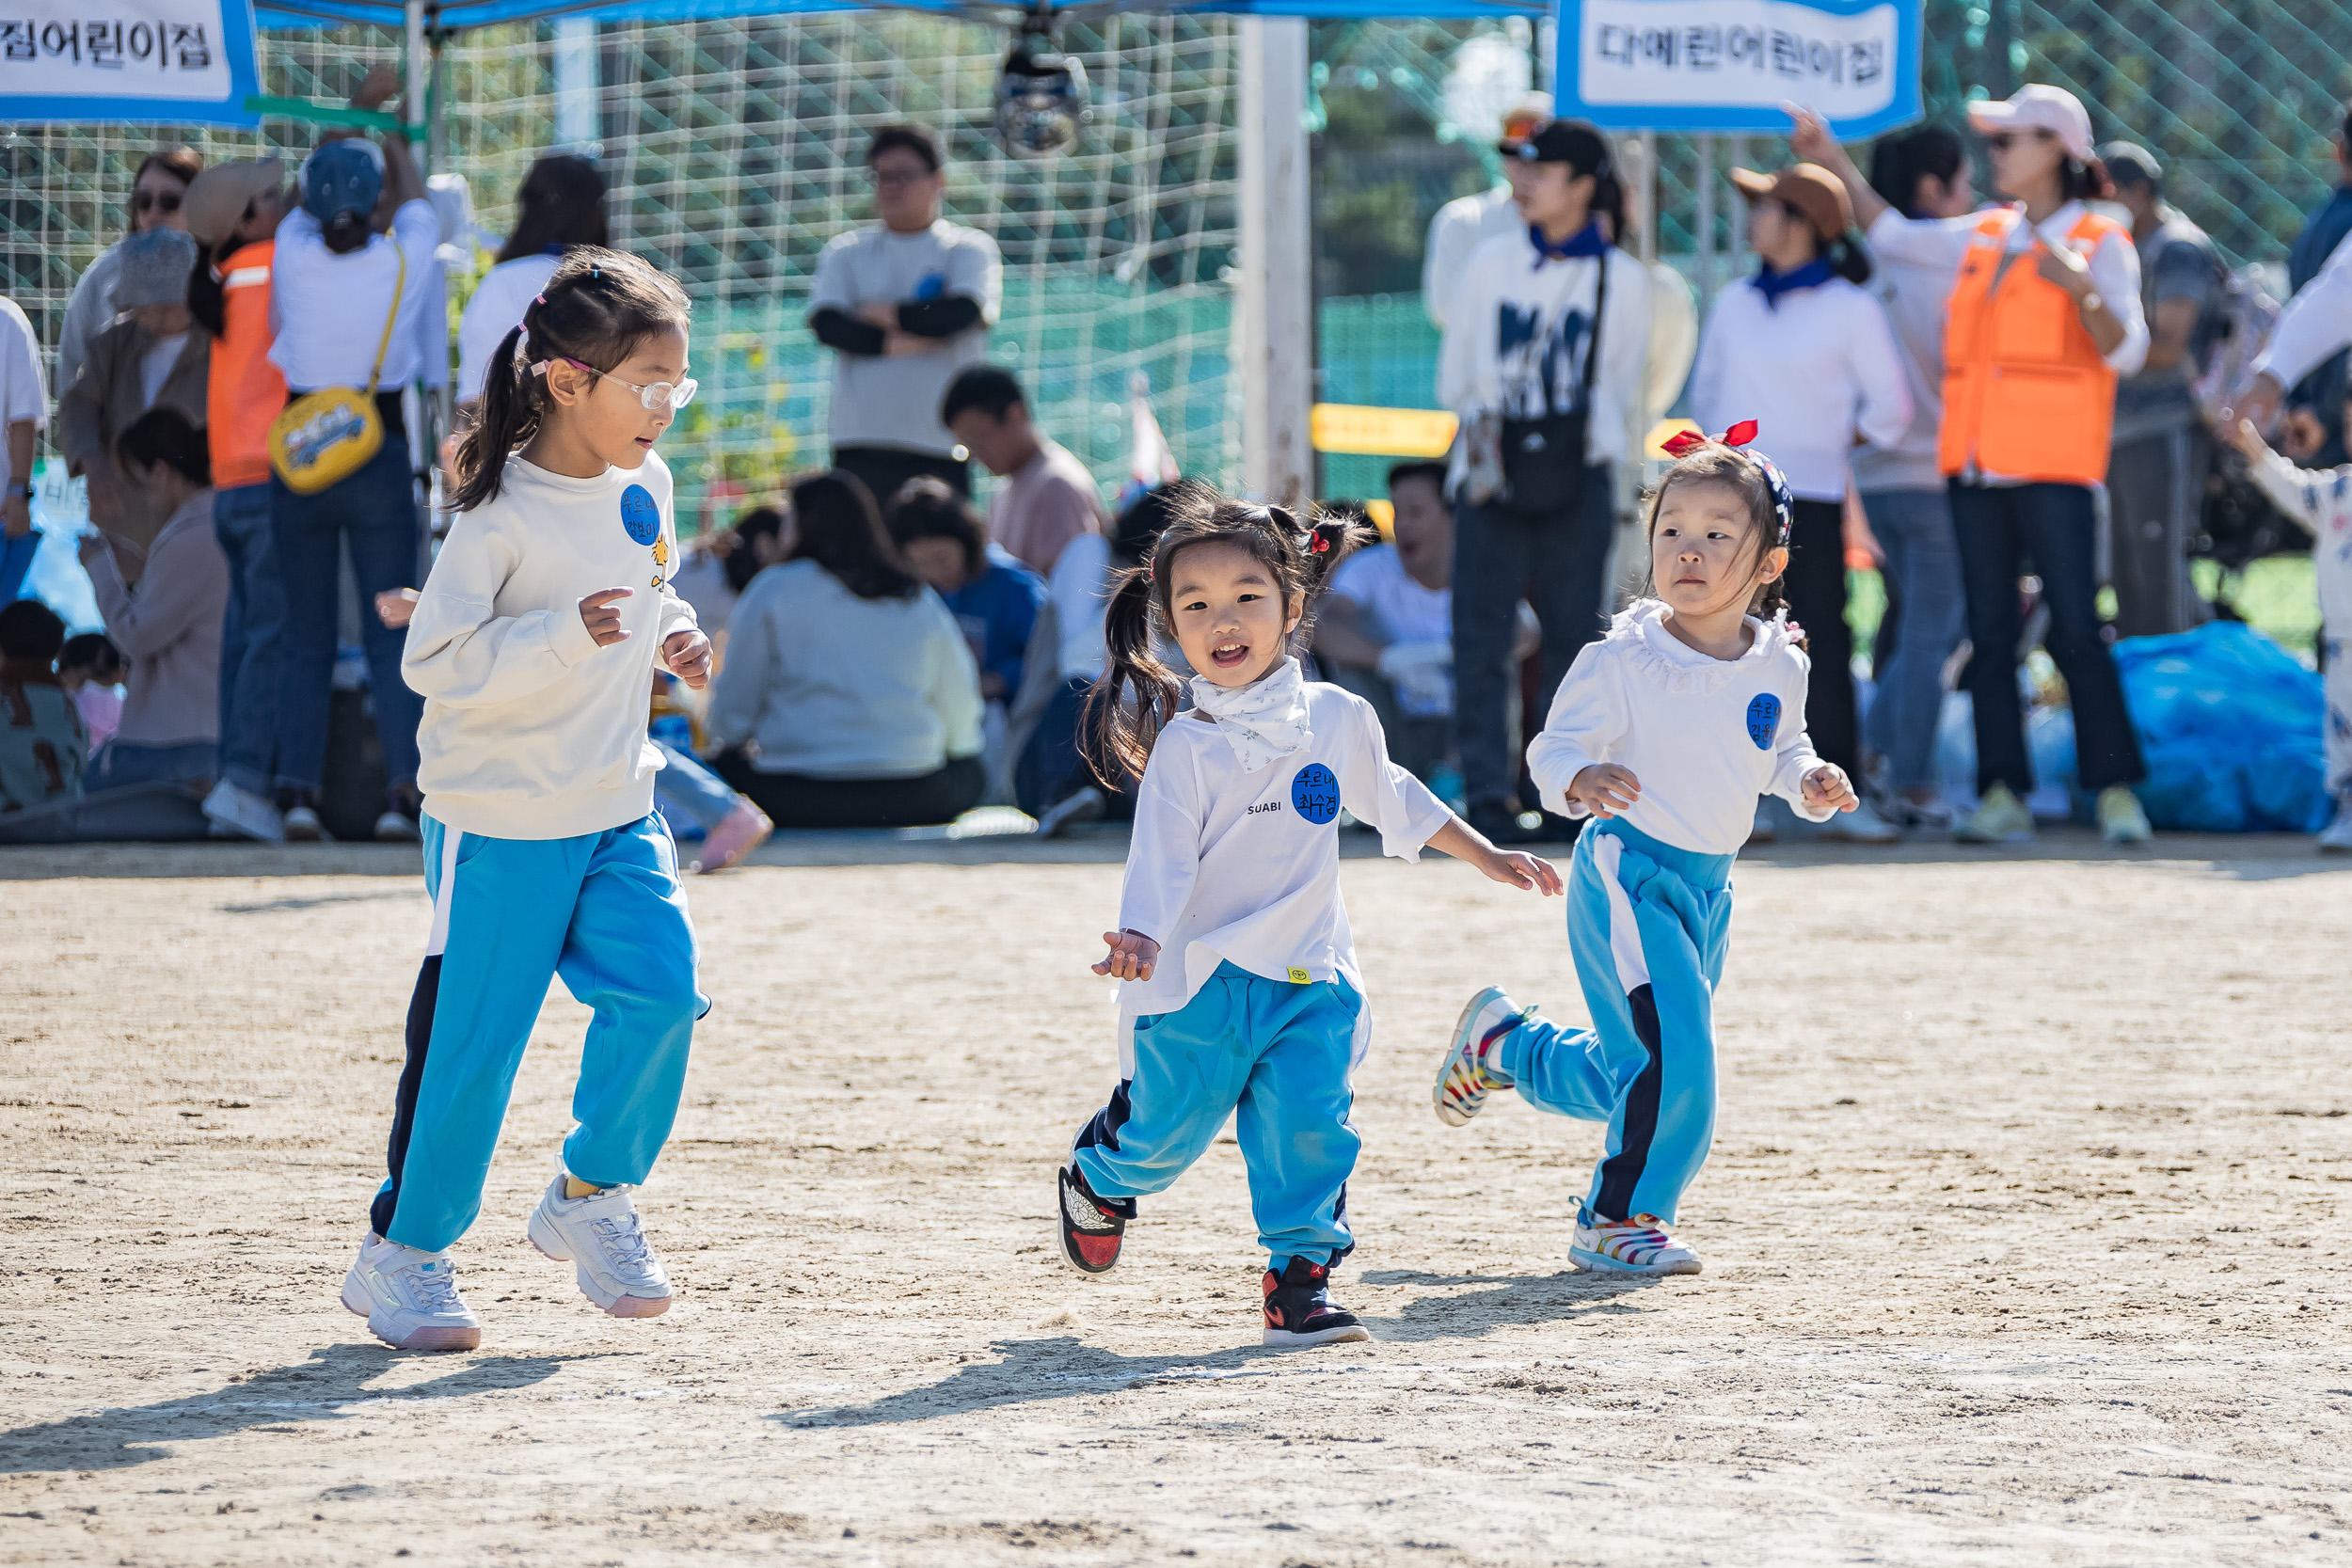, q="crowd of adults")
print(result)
[7,77,2352,849]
